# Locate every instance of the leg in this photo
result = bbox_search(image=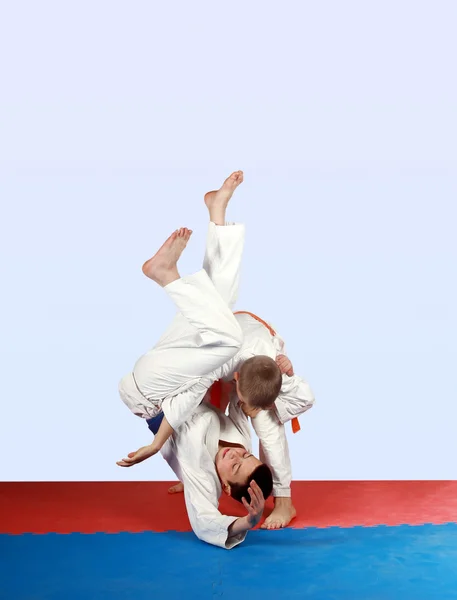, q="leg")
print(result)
[133,228,243,401]
[251,410,297,529]
[168,481,184,494]
[147,171,245,358]
[158,173,244,496]
[203,171,245,309]
[204,170,243,226]
[141,227,191,287]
